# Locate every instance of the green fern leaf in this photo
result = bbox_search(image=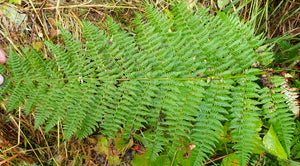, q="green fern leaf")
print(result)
[1,2,295,166]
